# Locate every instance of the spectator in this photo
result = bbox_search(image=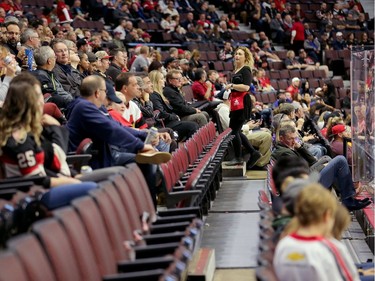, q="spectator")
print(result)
[271,124,370,210]
[33,46,74,110]
[106,49,127,82]
[5,21,21,56]
[219,41,234,62]
[0,45,17,104]
[76,38,90,53]
[66,75,170,207]
[286,77,301,99]
[52,40,82,97]
[130,45,149,72]
[346,32,358,49]
[303,34,321,63]
[332,32,348,50]
[115,73,148,129]
[274,184,361,281]
[345,13,361,30]
[359,32,374,46]
[330,124,353,164]
[148,70,199,141]
[298,49,329,77]
[270,13,285,43]
[322,80,336,108]
[0,72,99,210]
[290,17,305,54]
[164,69,209,127]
